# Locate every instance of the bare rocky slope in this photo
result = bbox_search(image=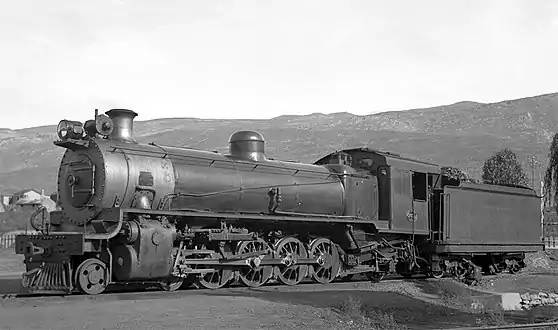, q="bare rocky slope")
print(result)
[0,92,557,194]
